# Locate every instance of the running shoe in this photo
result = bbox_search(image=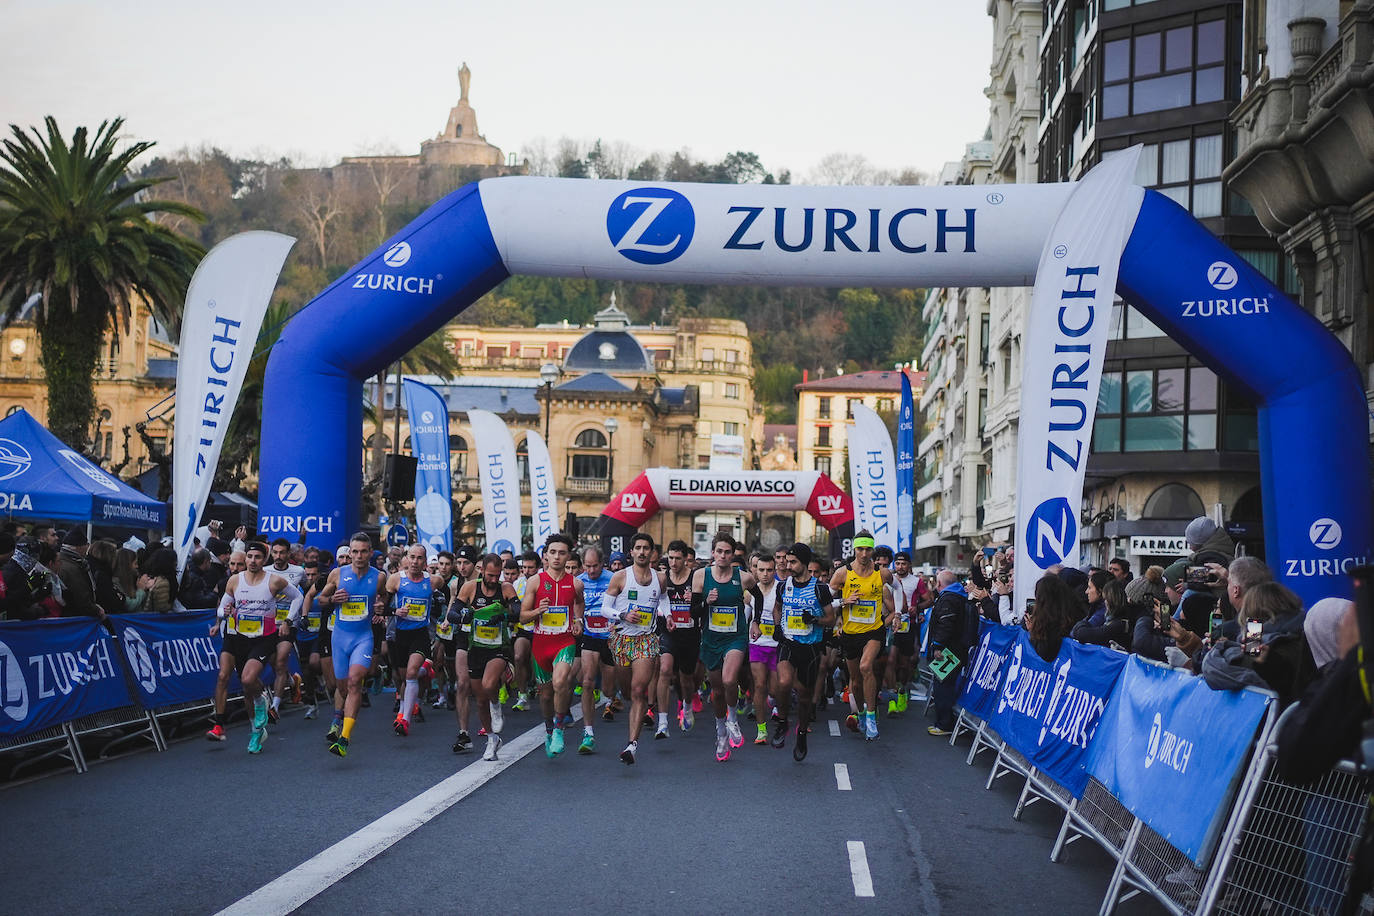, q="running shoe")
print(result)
[888,699,899,718]
[478,726,488,737]
[715,730,731,762]
[291,673,303,704]
[267,706,280,726]
[680,705,695,733]
[499,685,509,705]
[512,692,530,712]
[601,705,615,722]
[864,714,879,741]
[252,698,269,730]
[205,723,226,742]
[770,718,787,749]
[394,715,409,737]
[453,730,472,753]
[896,692,909,713]
[549,725,565,756]
[691,694,703,714]
[483,734,503,761]
[793,723,808,762]
[927,725,953,737]
[754,724,767,745]
[574,685,583,696]
[432,693,447,709]
[846,713,860,734]
[490,702,504,734]
[610,696,624,712]
[725,717,744,748]
[578,733,596,754]
[328,736,349,757]
[742,699,755,721]
[303,703,317,720]
[325,721,341,743]
[643,708,655,727]
[413,704,425,723]
[392,697,401,715]
[248,725,266,755]
[620,741,637,765]
[655,723,669,741]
